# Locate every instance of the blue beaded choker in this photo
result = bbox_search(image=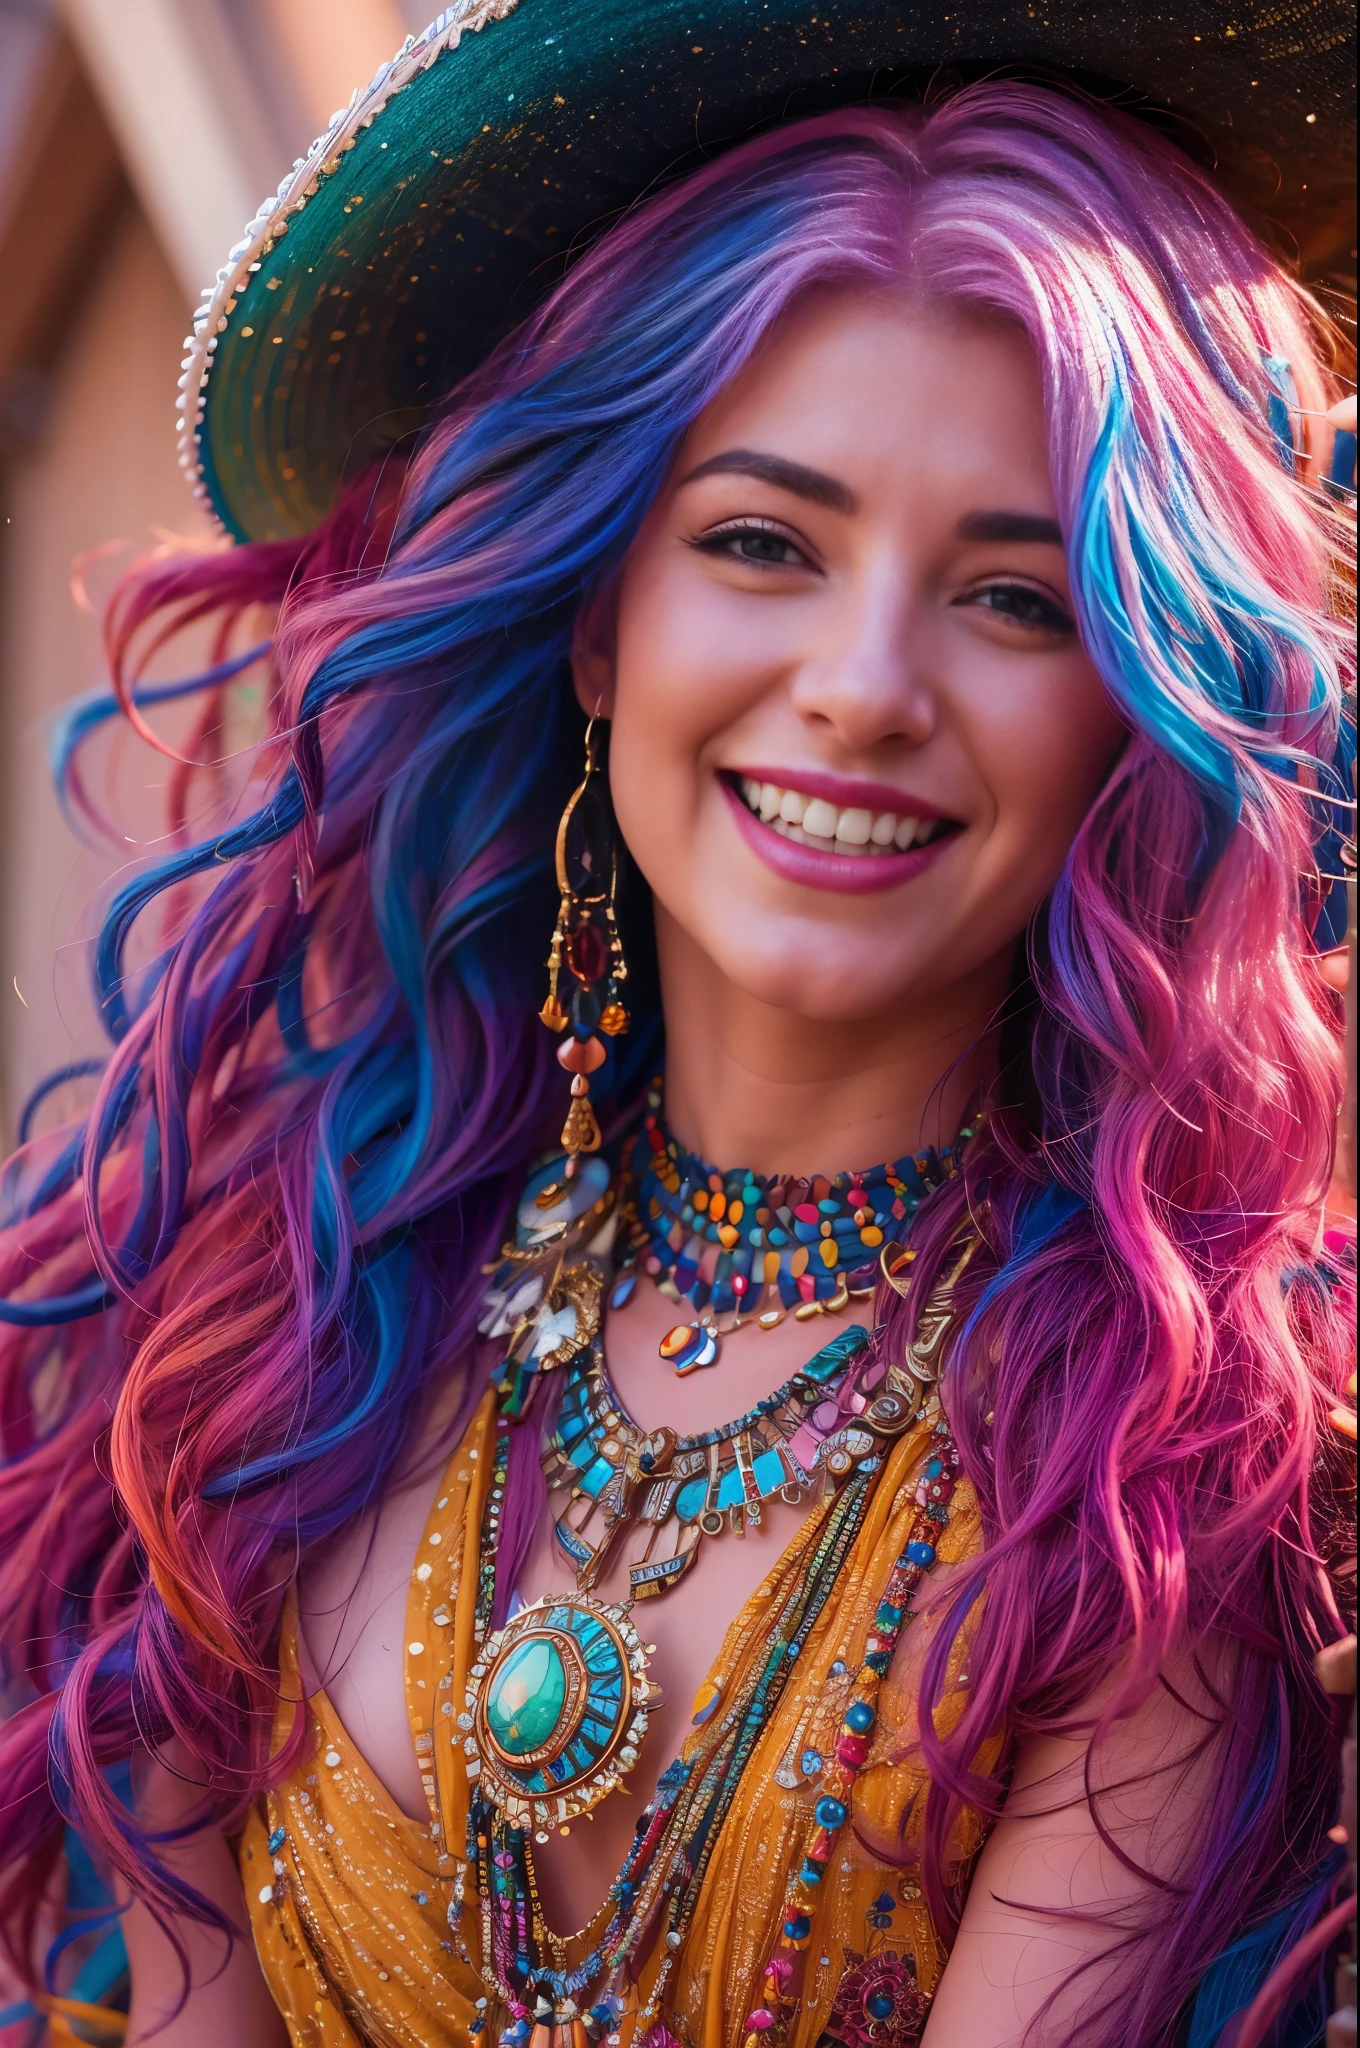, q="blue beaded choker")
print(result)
[612,1083,973,1367]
